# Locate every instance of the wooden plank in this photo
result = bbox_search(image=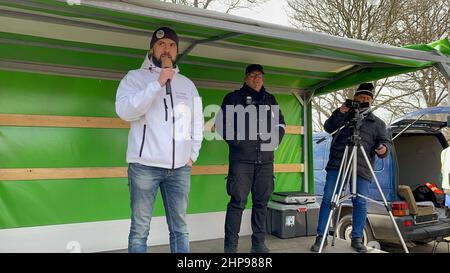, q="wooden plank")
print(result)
[0,164,304,181]
[0,114,303,134]
[274,163,304,173]
[0,114,129,129]
[192,165,228,175]
[284,125,303,135]
[0,167,127,181]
